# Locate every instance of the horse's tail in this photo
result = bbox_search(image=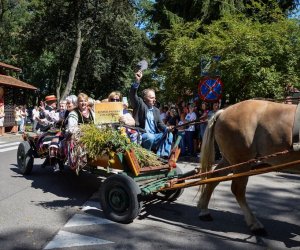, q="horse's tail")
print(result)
[200,109,224,175]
